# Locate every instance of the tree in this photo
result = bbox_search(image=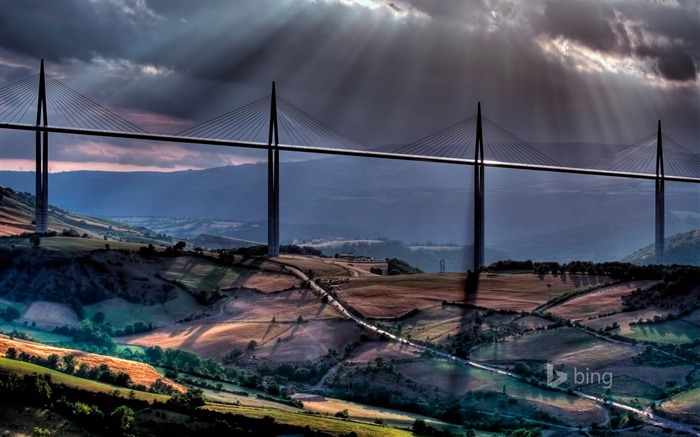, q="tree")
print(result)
[2,306,20,322]
[266,380,280,396]
[46,354,60,370]
[144,345,163,363]
[32,427,51,437]
[29,234,41,248]
[92,312,106,324]
[63,355,76,374]
[334,409,349,419]
[110,405,134,432]
[5,347,17,359]
[223,347,243,363]
[412,419,428,434]
[247,340,257,351]
[174,241,186,251]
